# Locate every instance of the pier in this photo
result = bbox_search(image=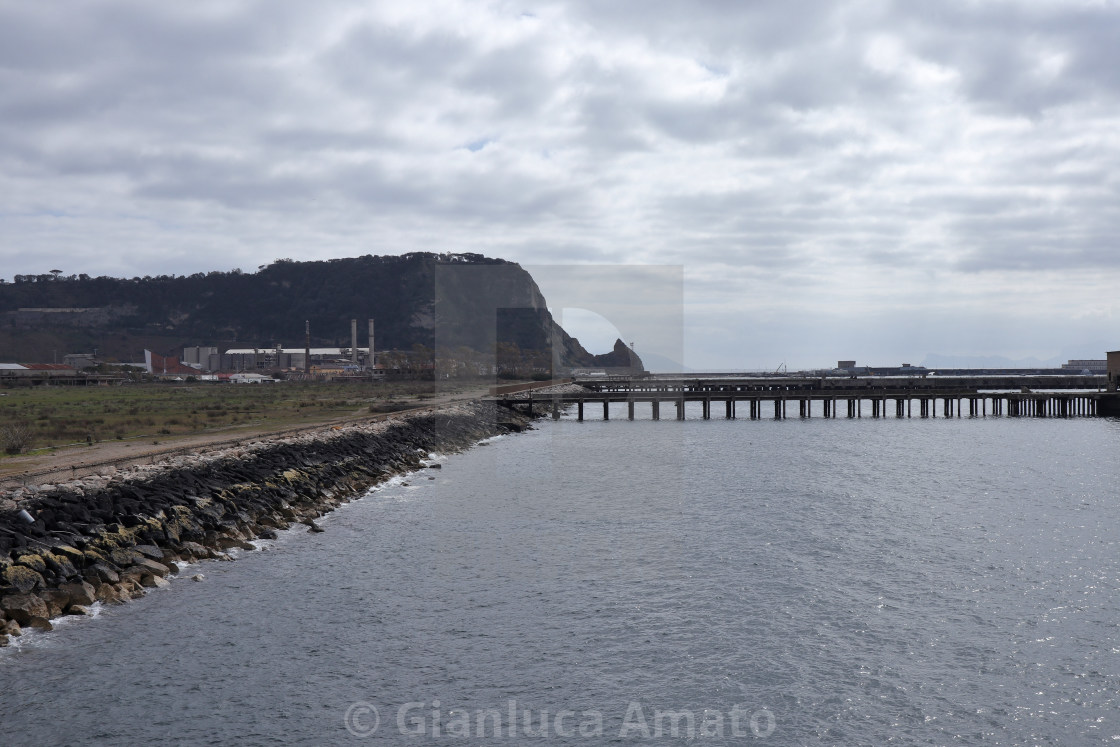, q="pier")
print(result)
[490,374,1114,421]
